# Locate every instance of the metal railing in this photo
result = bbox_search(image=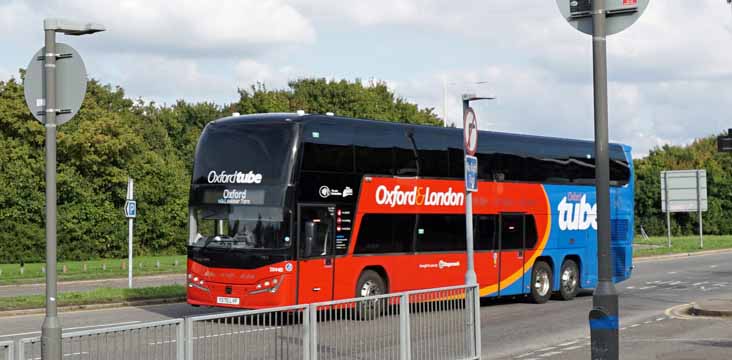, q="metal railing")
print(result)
[0,341,12,360]
[18,319,183,360]
[185,304,309,360]
[12,284,480,360]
